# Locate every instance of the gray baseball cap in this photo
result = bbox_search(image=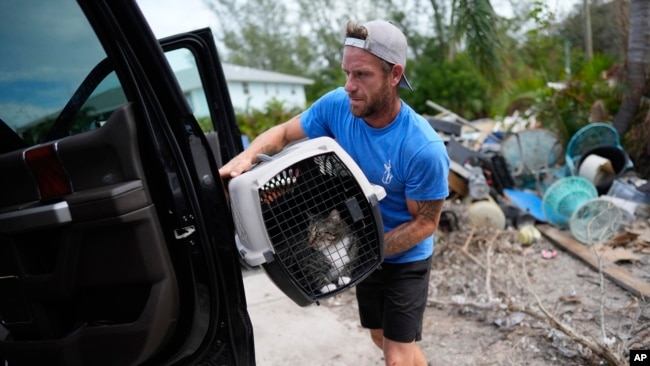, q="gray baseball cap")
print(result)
[344,20,412,90]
